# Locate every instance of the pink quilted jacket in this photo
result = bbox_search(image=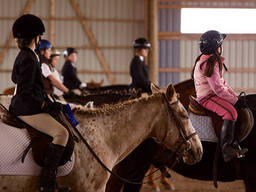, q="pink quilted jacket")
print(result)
[193,54,238,104]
